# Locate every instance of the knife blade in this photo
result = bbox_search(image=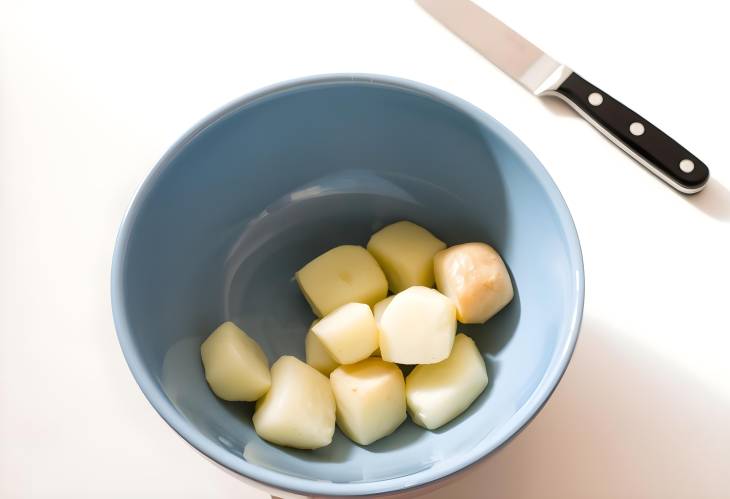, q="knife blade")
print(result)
[417,0,709,194]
